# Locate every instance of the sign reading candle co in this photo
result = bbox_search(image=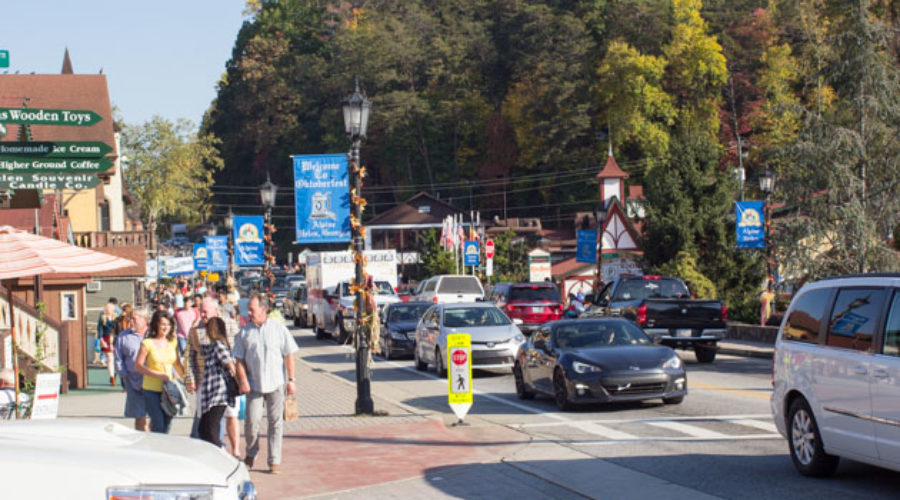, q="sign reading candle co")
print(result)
[447,333,473,423]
